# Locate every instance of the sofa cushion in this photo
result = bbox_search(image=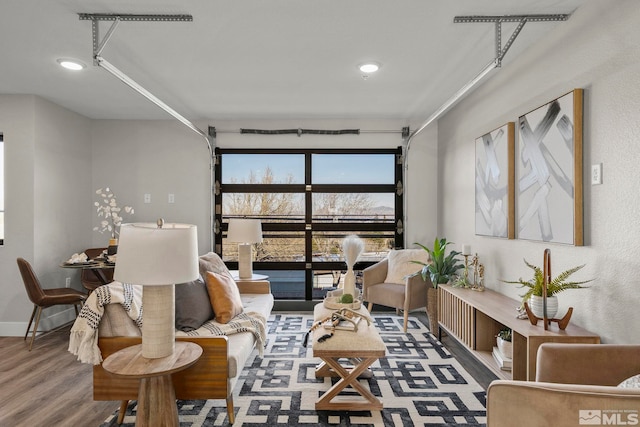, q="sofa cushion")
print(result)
[175,276,214,332]
[199,252,232,278]
[384,249,429,284]
[205,271,244,324]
